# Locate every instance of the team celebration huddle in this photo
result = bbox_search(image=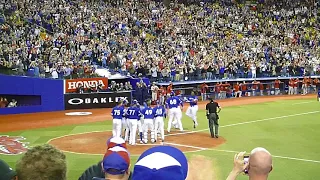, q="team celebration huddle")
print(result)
[111,92,199,145]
